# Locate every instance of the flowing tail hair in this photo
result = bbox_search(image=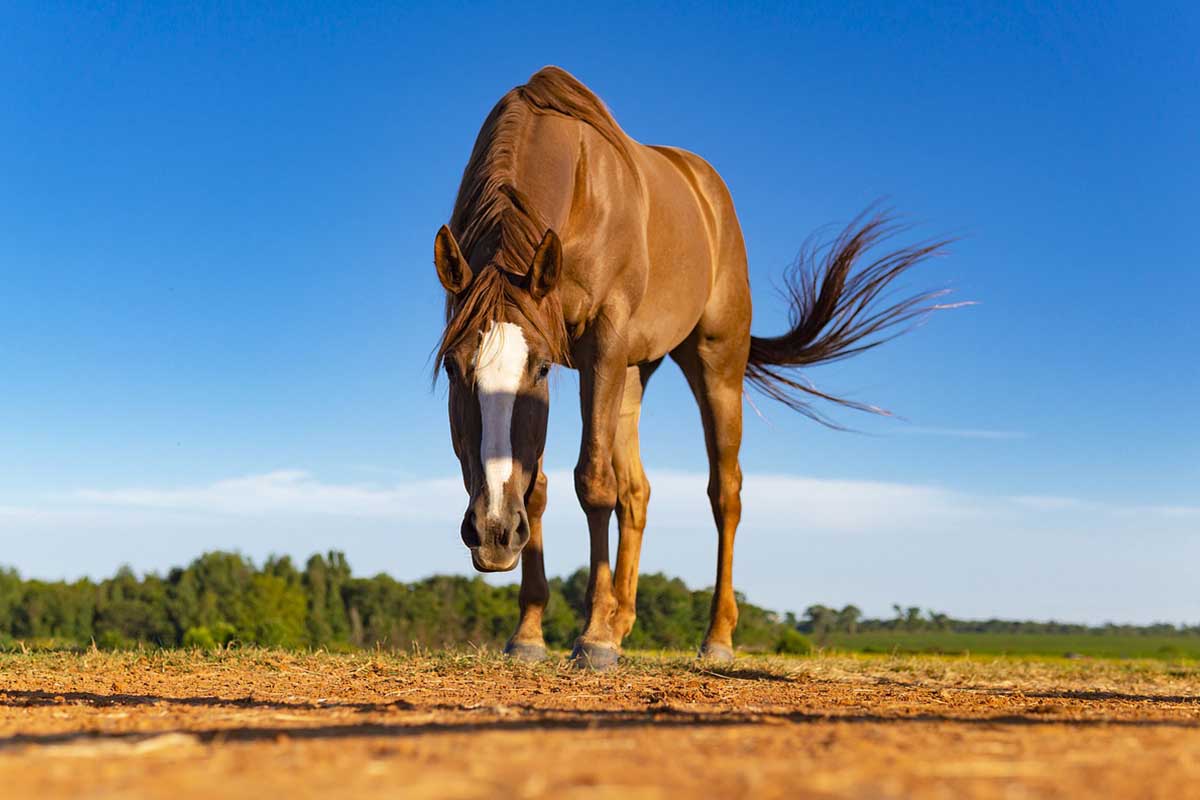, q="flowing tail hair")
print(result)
[745,209,970,426]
